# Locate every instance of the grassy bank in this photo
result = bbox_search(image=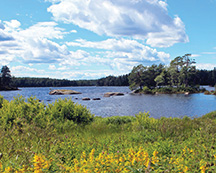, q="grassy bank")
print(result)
[0,95,216,172]
[139,86,207,94]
